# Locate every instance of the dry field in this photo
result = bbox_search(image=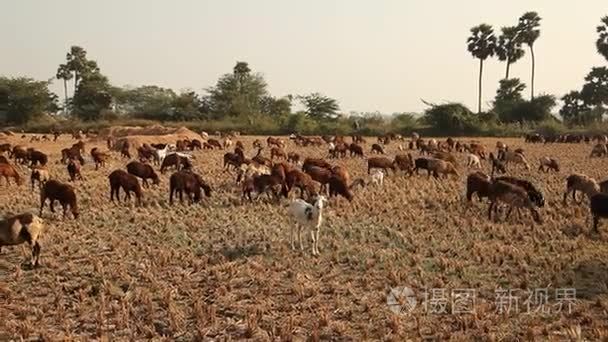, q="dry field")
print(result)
[1,134,608,341]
